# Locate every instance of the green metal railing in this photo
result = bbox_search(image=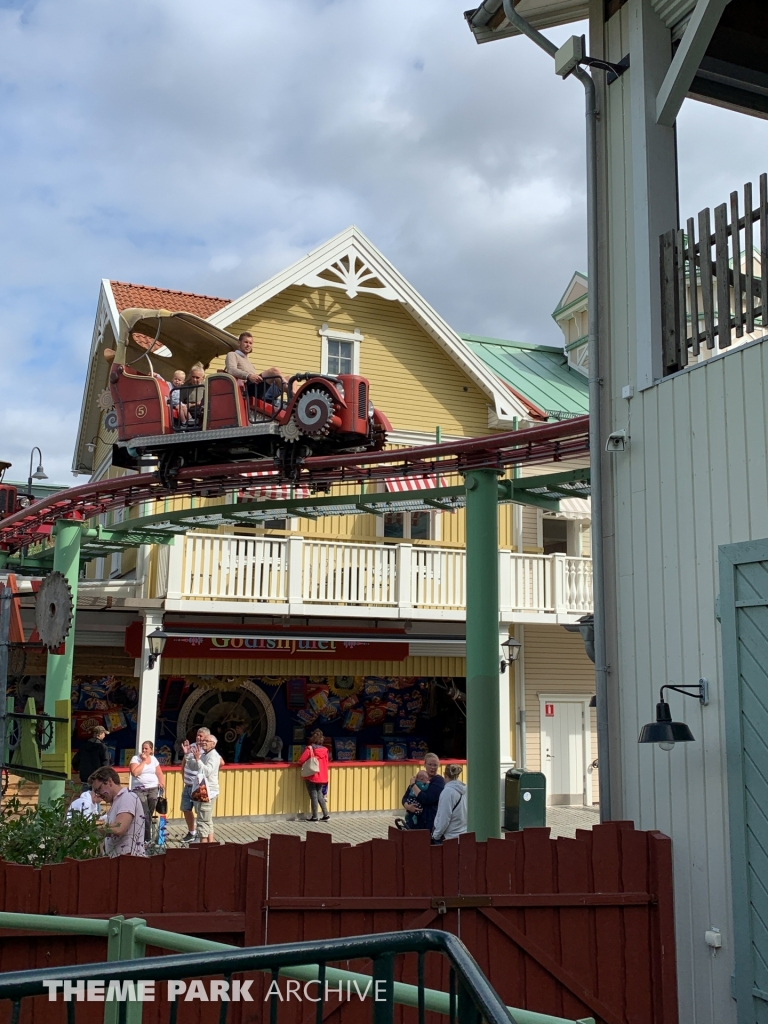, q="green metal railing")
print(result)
[0,912,595,1024]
